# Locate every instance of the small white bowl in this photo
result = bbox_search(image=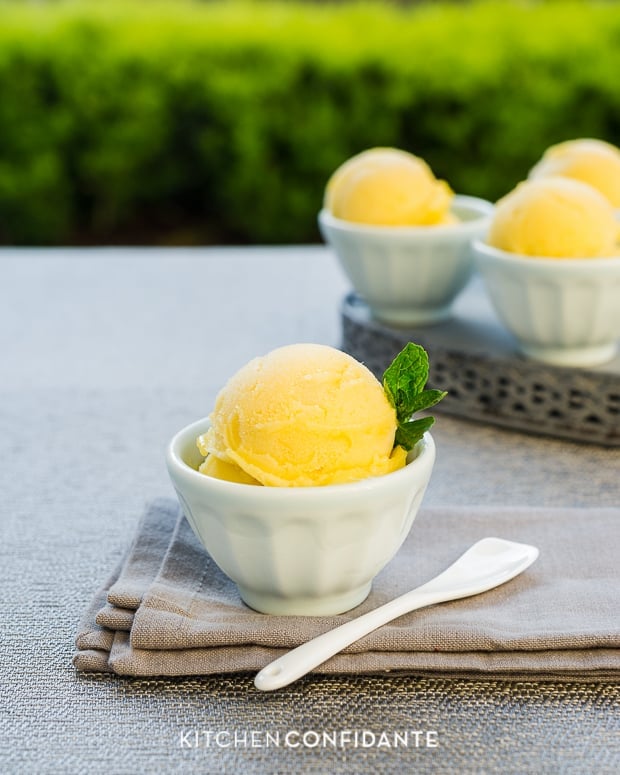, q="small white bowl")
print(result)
[166,418,435,616]
[473,241,620,367]
[318,195,493,326]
